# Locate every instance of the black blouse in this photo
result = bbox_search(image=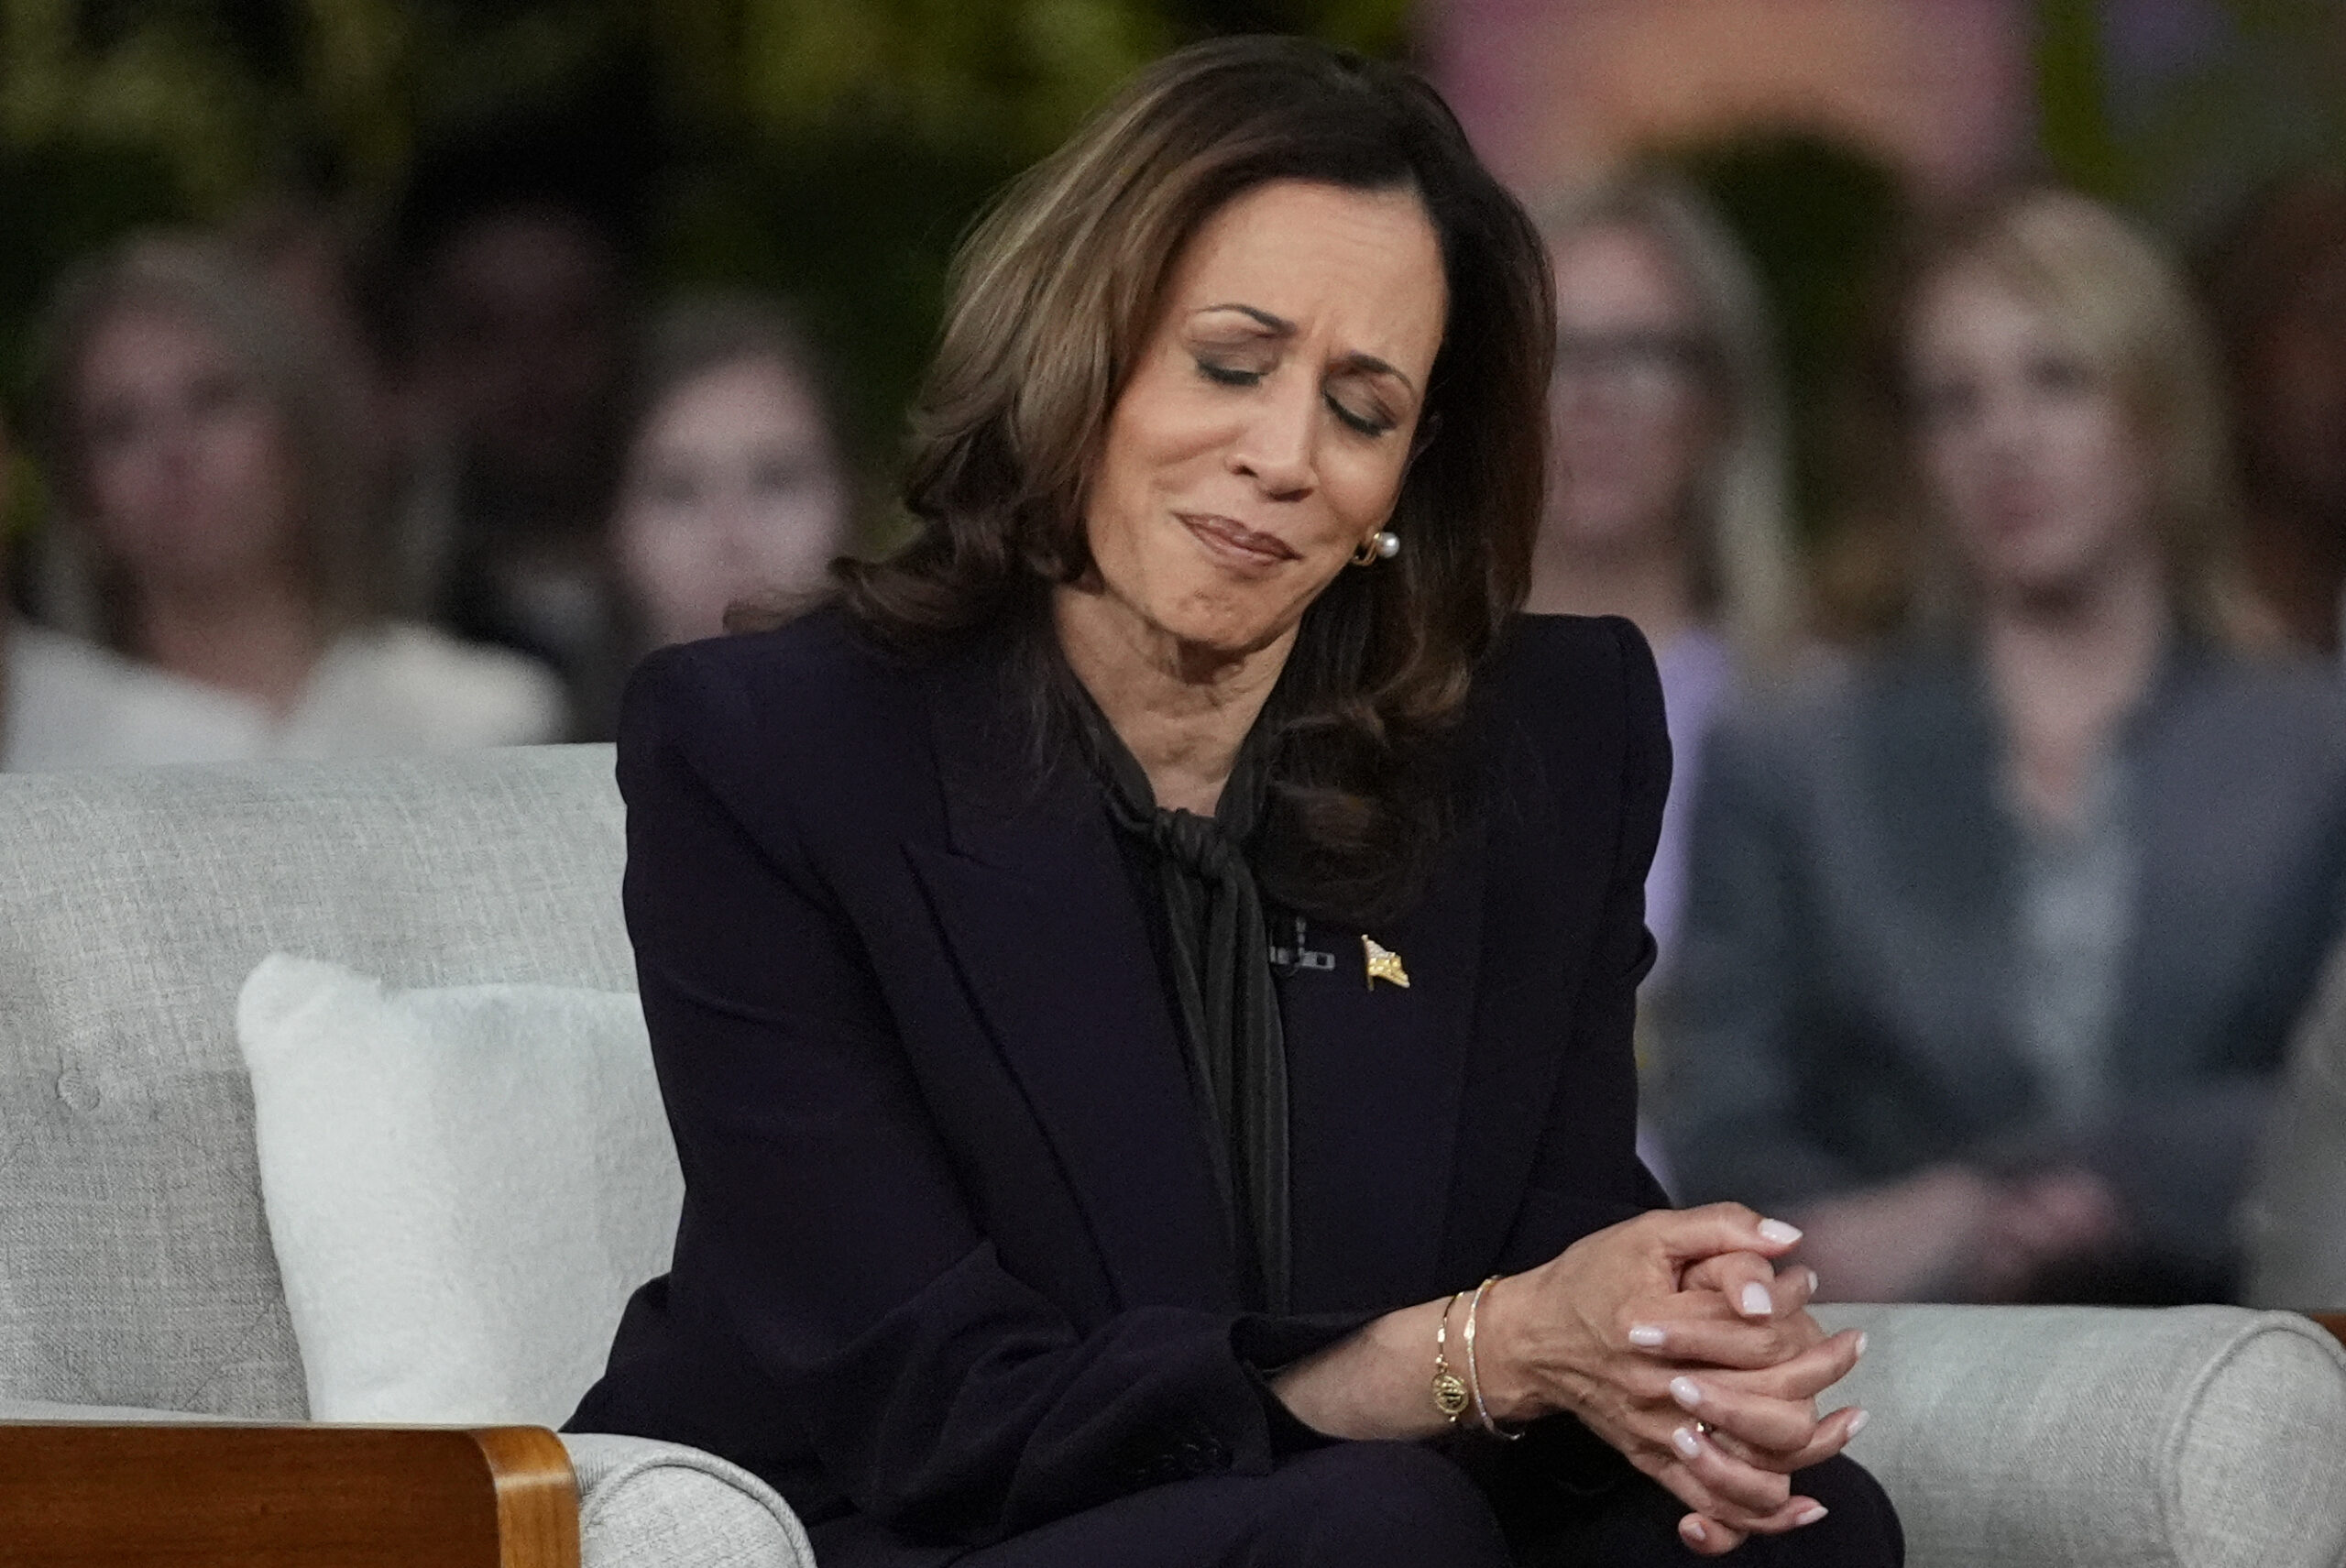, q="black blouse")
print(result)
[1072,689,1293,1314]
